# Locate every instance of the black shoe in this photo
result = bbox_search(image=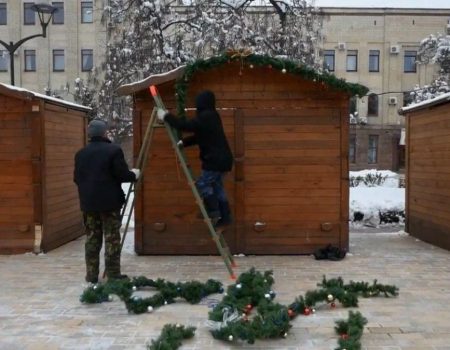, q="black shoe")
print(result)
[108,274,129,280]
[85,276,98,284]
